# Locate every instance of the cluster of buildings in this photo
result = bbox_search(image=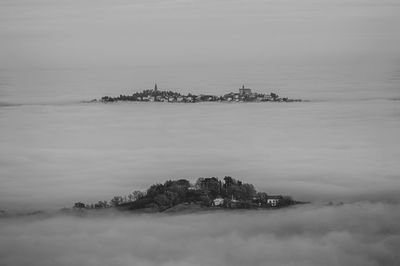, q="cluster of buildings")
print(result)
[101,84,302,103]
[186,176,293,209]
[212,195,284,208]
[222,85,280,102]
